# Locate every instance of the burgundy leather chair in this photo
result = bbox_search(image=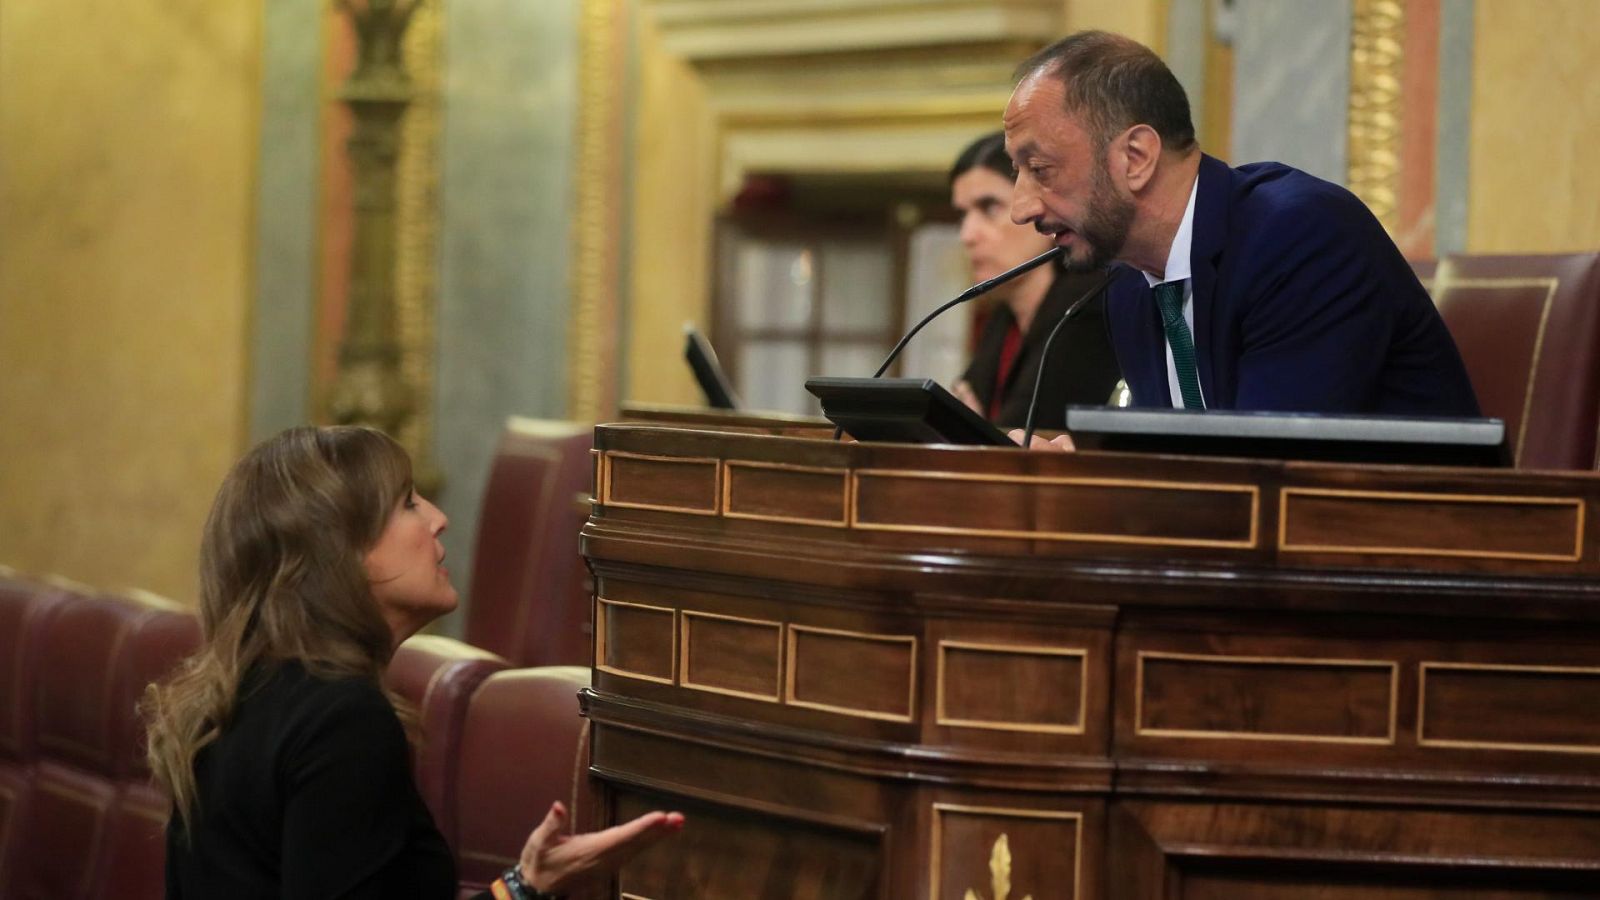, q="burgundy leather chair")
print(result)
[384,634,508,850]
[447,666,592,896]
[0,584,199,900]
[1433,252,1600,469]
[464,418,595,668]
[0,575,69,898]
